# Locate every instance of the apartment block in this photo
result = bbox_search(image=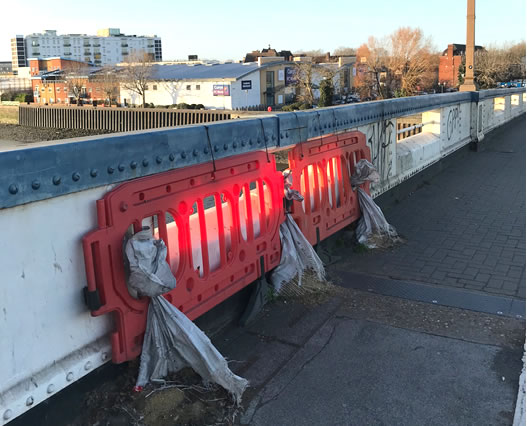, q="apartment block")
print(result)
[12,29,162,71]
